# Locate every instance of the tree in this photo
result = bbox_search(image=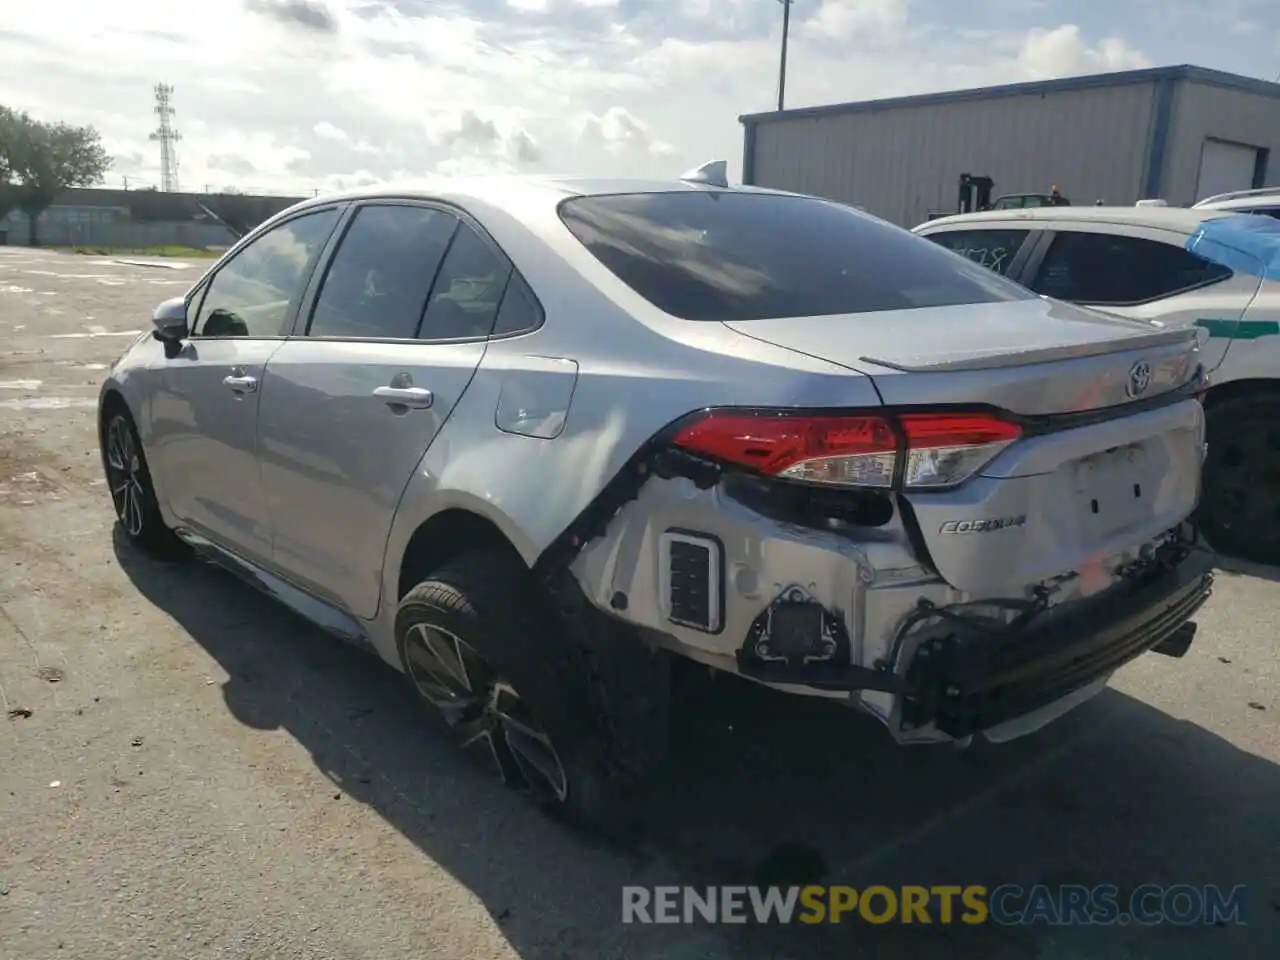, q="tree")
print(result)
[0,106,21,224]
[2,110,111,245]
